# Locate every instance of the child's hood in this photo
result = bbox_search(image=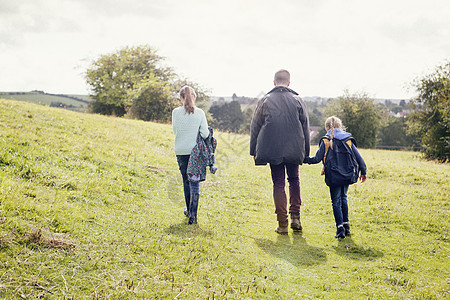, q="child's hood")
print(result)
[327,128,352,140]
